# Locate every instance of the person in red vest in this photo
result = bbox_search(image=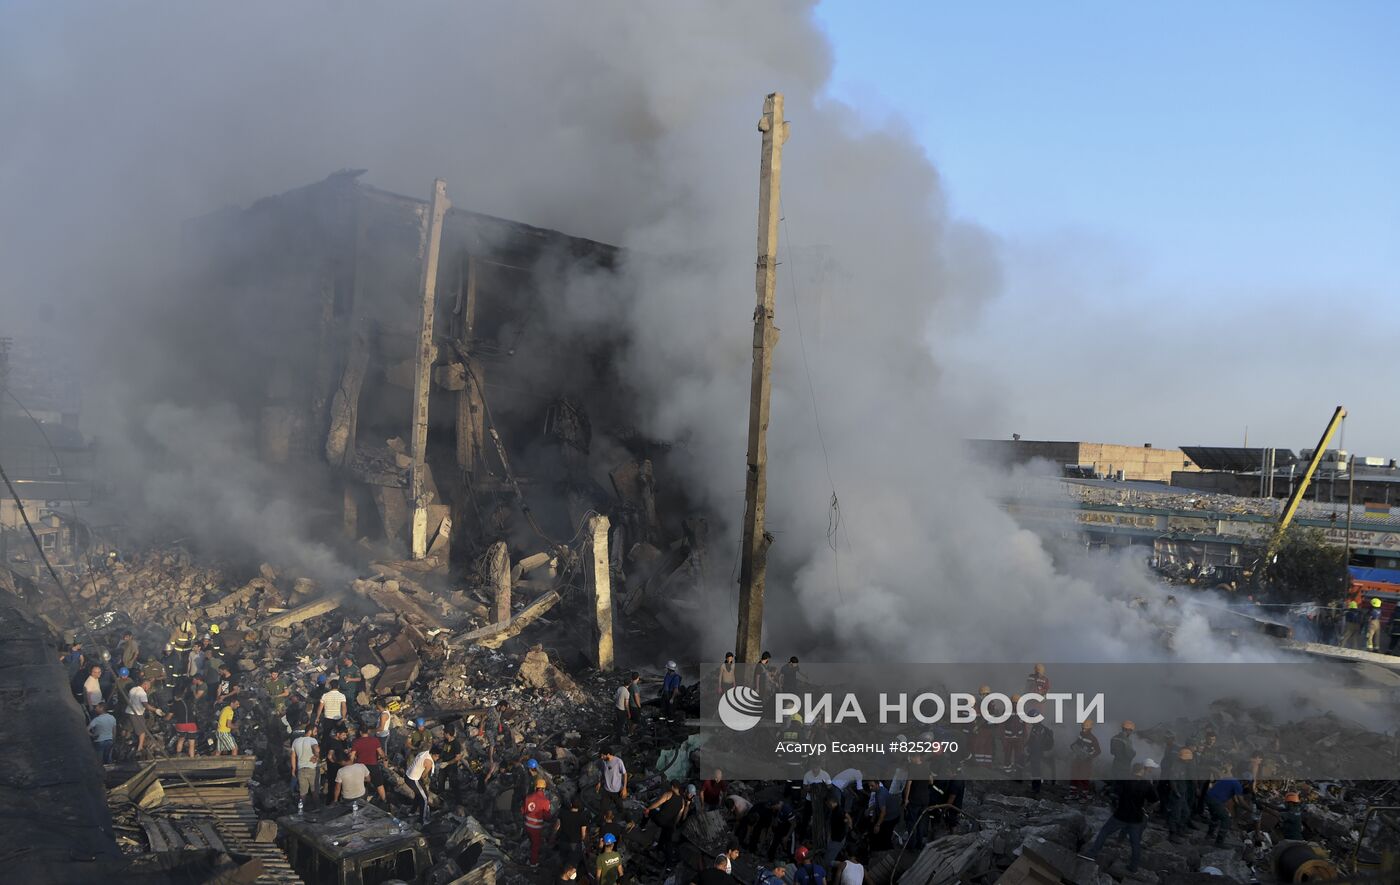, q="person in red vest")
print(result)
[521,778,552,868]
